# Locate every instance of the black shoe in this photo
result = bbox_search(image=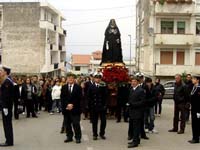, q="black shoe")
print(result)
[100,135,106,140]
[26,115,30,118]
[141,136,149,140]
[32,115,38,118]
[177,130,184,134]
[76,139,81,144]
[128,143,138,148]
[64,138,73,143]
[0,143,13,147]
[188,140,199,144]
[93,136,98,140]
[168,129,178,132]
[116,120,121,123]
